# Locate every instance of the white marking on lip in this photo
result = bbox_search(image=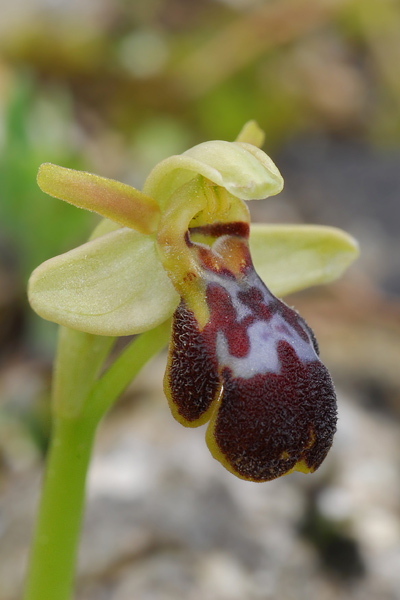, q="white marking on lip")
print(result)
[206,267,280,323]
[205,267,318,378]
[206,272,253,321]
[216,314,318,379]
